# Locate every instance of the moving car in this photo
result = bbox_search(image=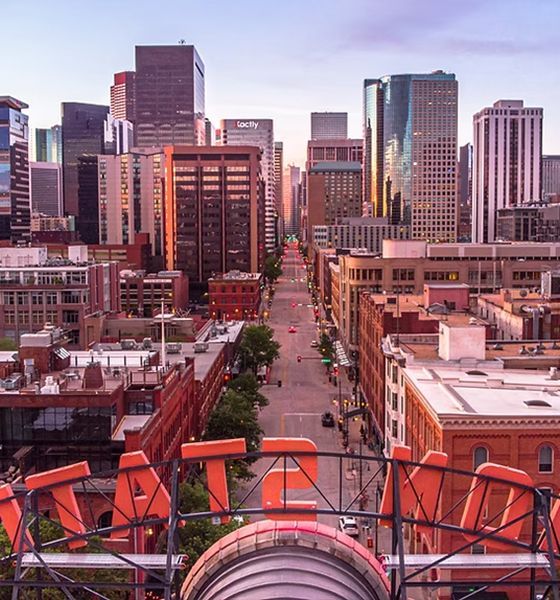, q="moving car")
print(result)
[310,340,319,348]
[338,516,359,537]
[321,412,335,427]
[288,326,297,333]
